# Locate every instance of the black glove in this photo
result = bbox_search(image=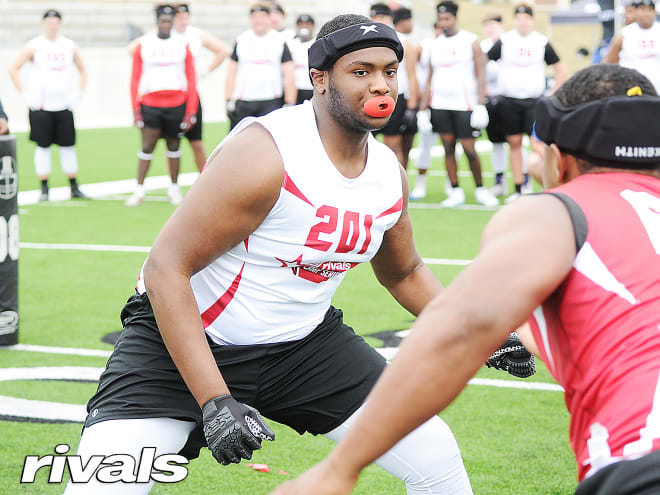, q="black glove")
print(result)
[202,395,275,465]
[486,332,536,378]
[399,108,418,134]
